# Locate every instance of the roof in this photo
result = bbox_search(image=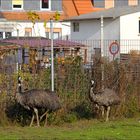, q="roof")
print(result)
[0,11,65,21]
[61,0,103,18]
[0,42,19,51]
[0,0,103,21]
[1,37,86,49]
[65,5,140,21]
